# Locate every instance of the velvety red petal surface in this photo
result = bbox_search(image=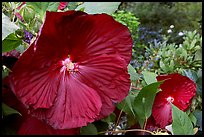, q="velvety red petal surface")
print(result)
[9,11,132,129]
[18,117,80,135]
[152,73,196,128]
